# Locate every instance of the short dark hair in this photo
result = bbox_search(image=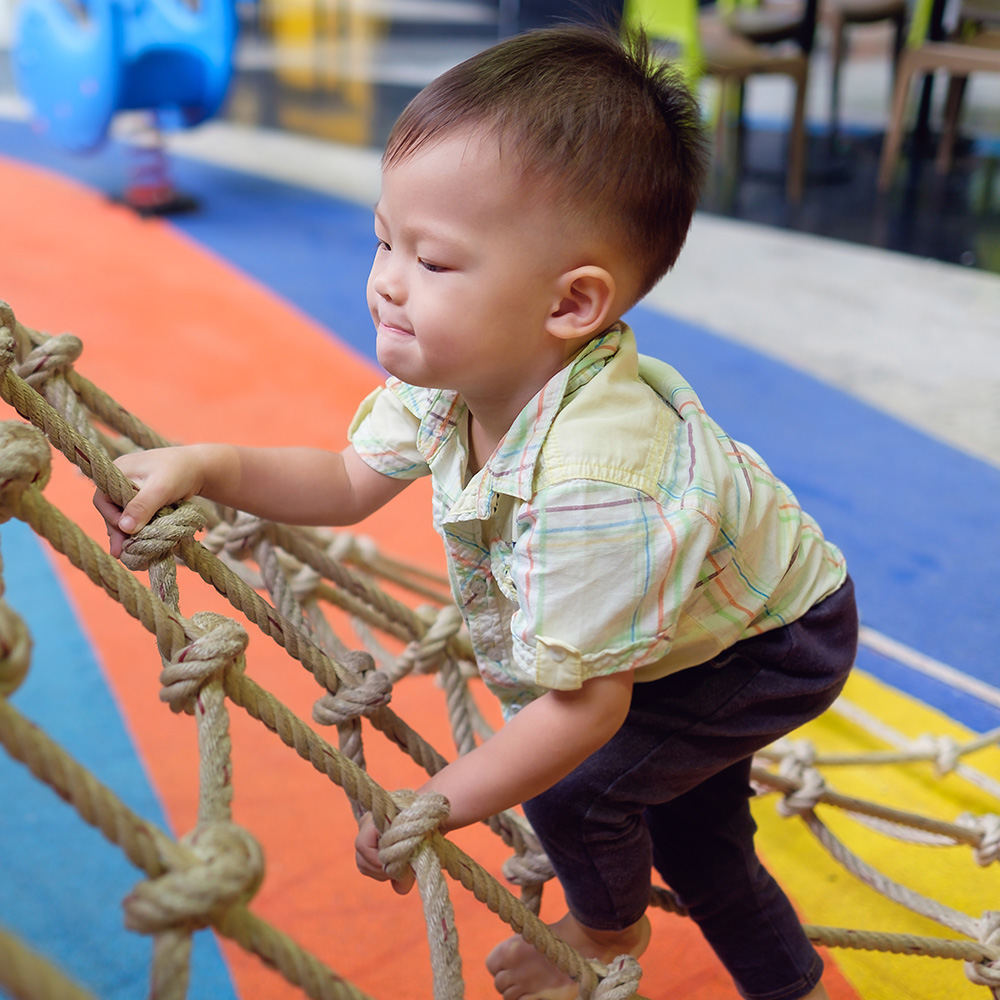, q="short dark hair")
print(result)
[384,25,708,301]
